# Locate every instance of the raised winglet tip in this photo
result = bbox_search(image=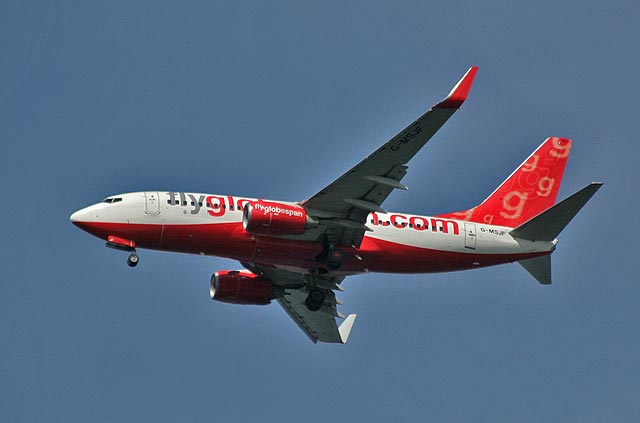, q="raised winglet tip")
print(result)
[435,66,478,109]
[339,314,357,344]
